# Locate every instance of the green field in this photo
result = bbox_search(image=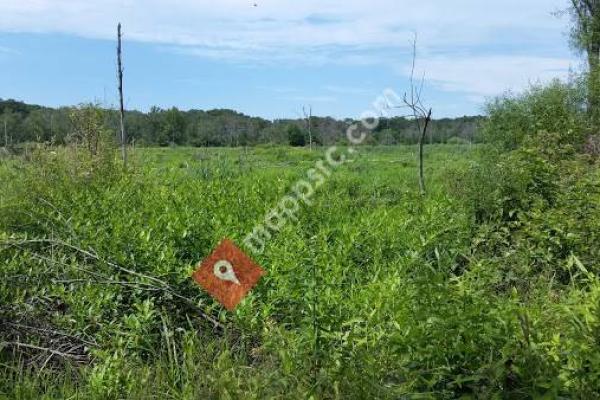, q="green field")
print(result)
[1,142,599,399]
